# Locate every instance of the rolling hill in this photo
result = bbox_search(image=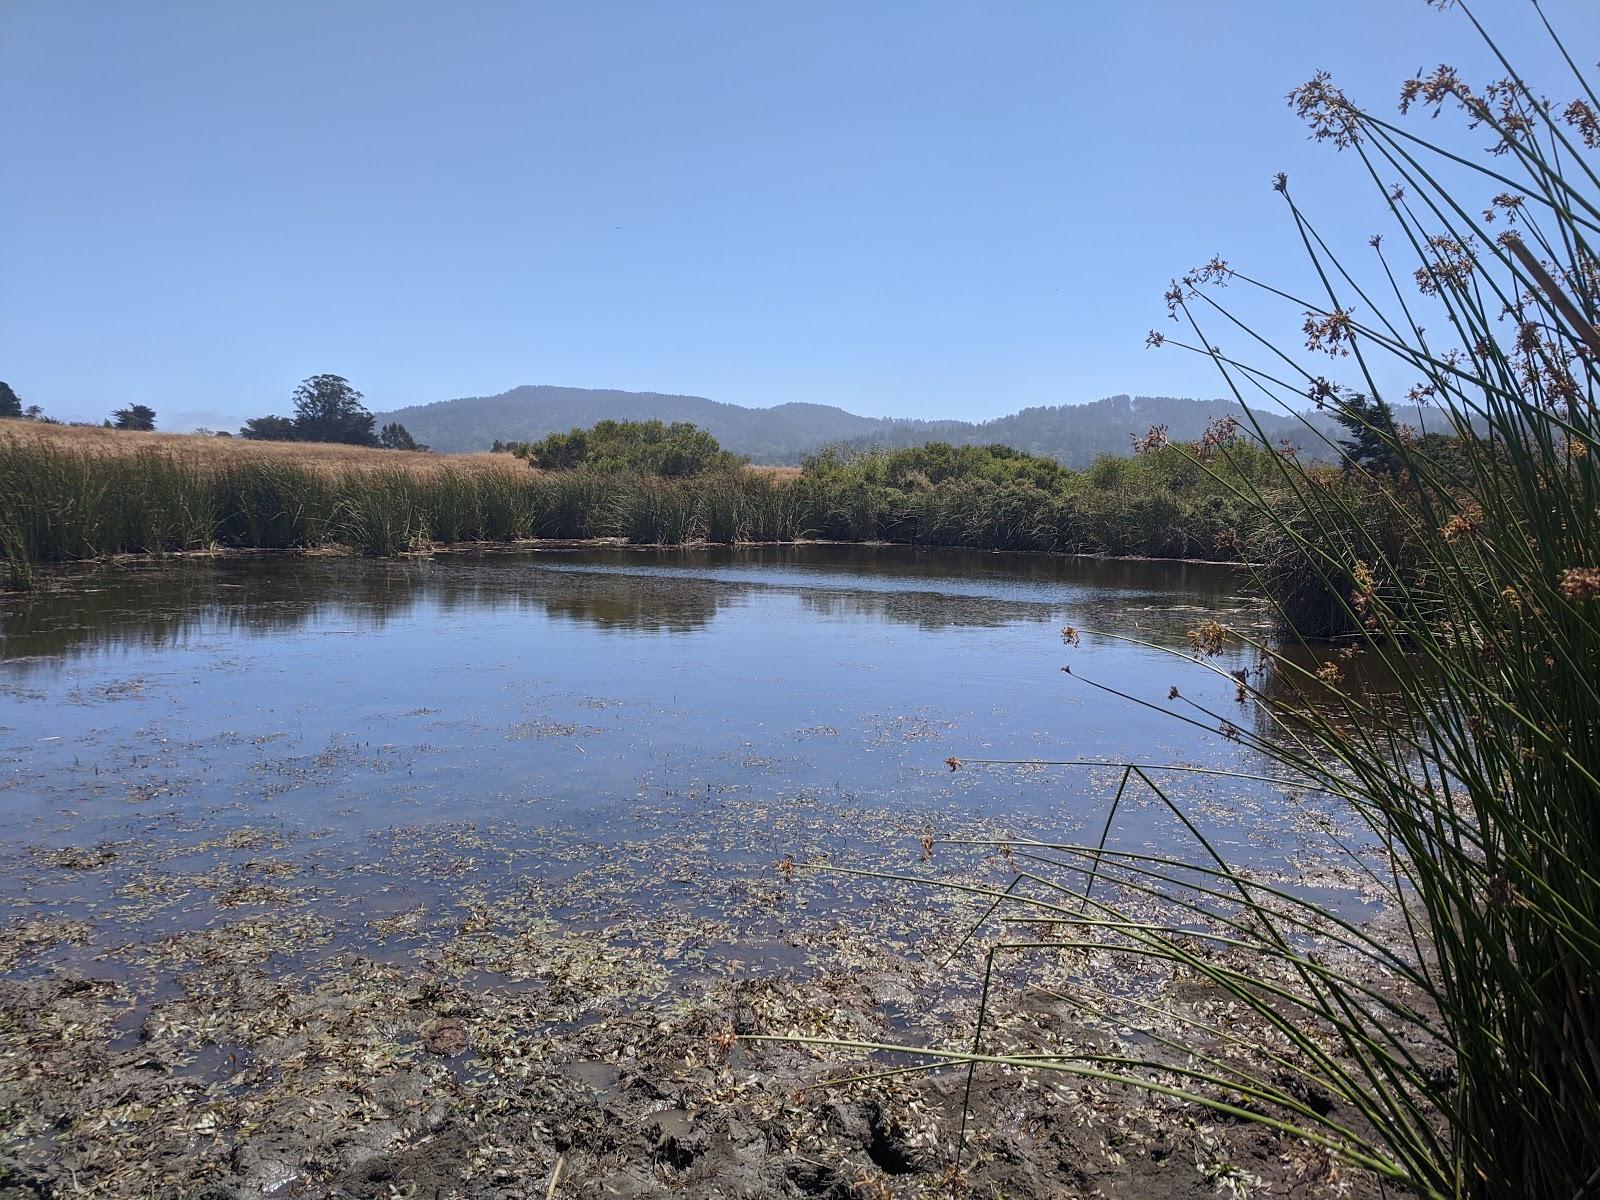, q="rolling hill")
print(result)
[375,385,1411,467]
